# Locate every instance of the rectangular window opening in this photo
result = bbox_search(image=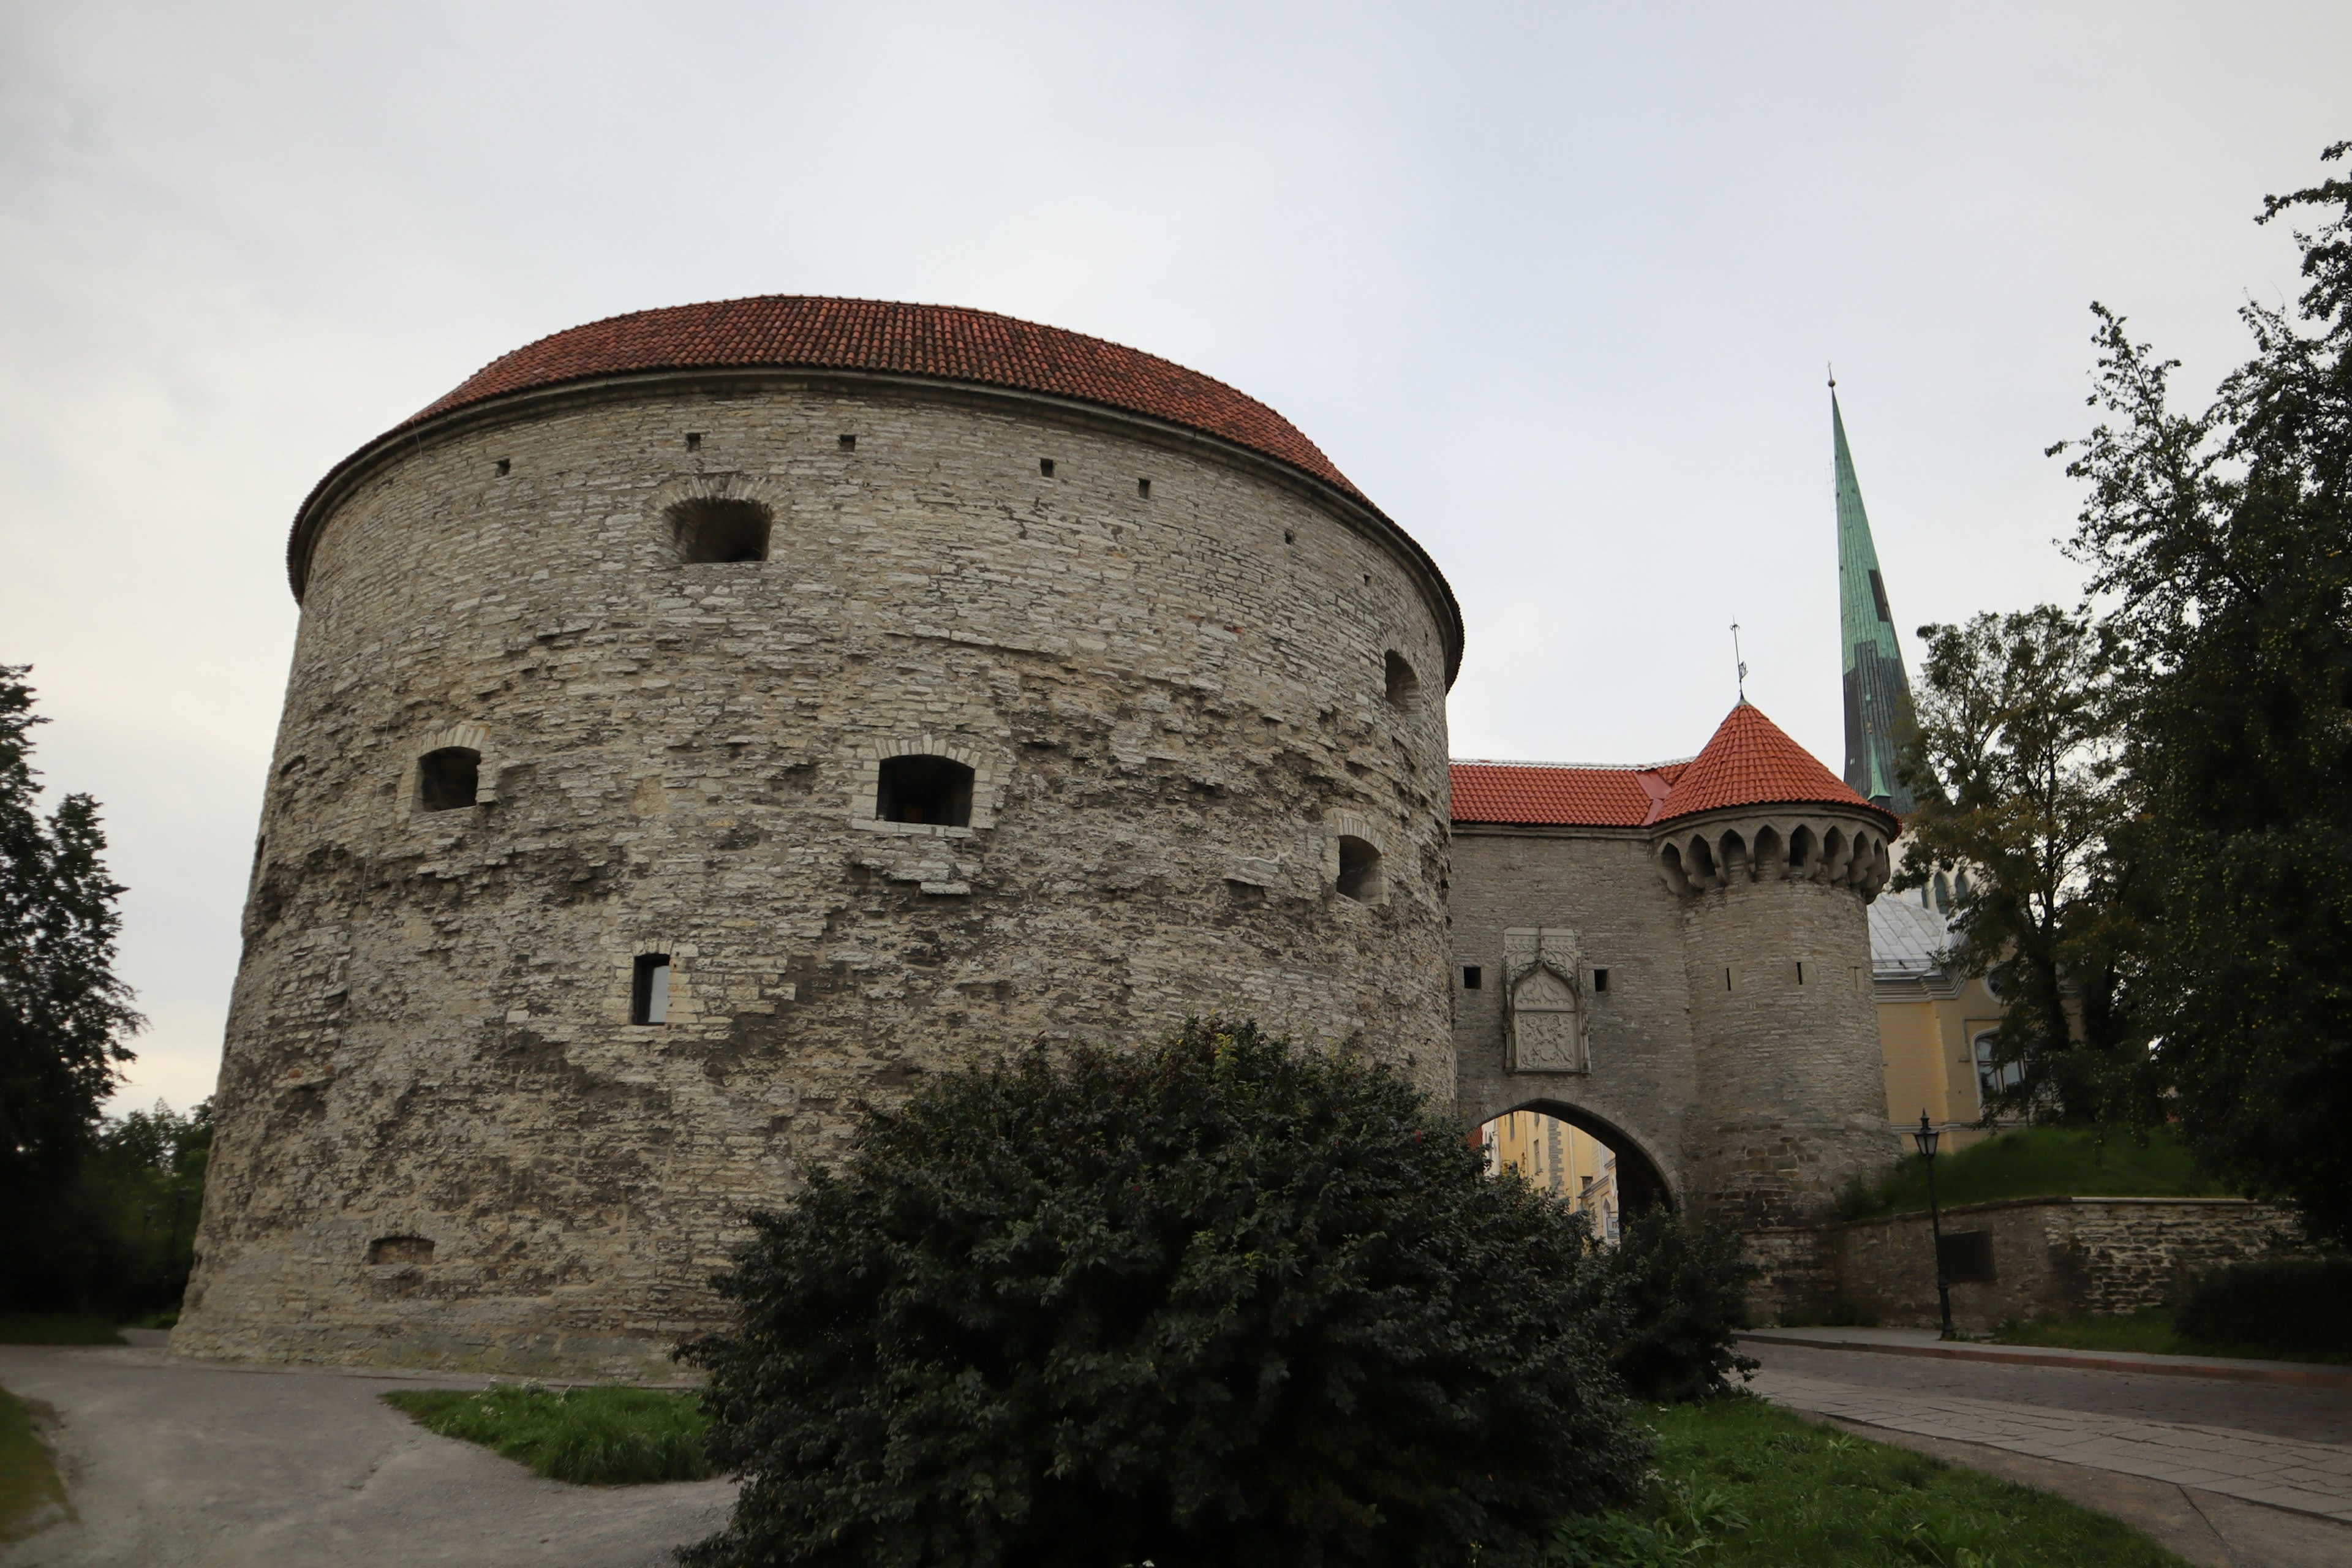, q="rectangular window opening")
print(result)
[494,458,510,477]
[1462,965,1482,990]
[1136,477,1151,499]
[839,433,856,451]
[1593,968,1609,993]
[1040,458,1056,477]
[685,432,702,451]
[631,954,671,1025]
